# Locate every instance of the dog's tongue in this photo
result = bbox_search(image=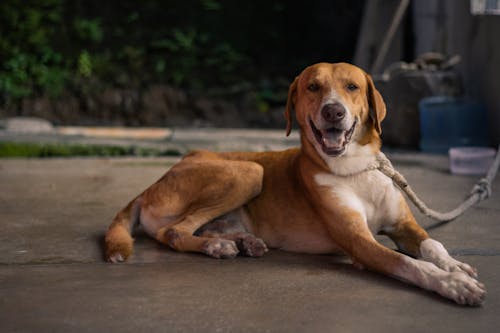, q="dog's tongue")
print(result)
[321,129,345,149]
